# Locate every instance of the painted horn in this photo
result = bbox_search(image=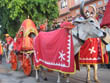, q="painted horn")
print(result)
[89,5,96,17]
[80,1,88,19]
